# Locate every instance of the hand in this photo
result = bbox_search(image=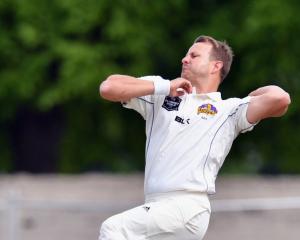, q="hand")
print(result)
[169,78,193,97]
